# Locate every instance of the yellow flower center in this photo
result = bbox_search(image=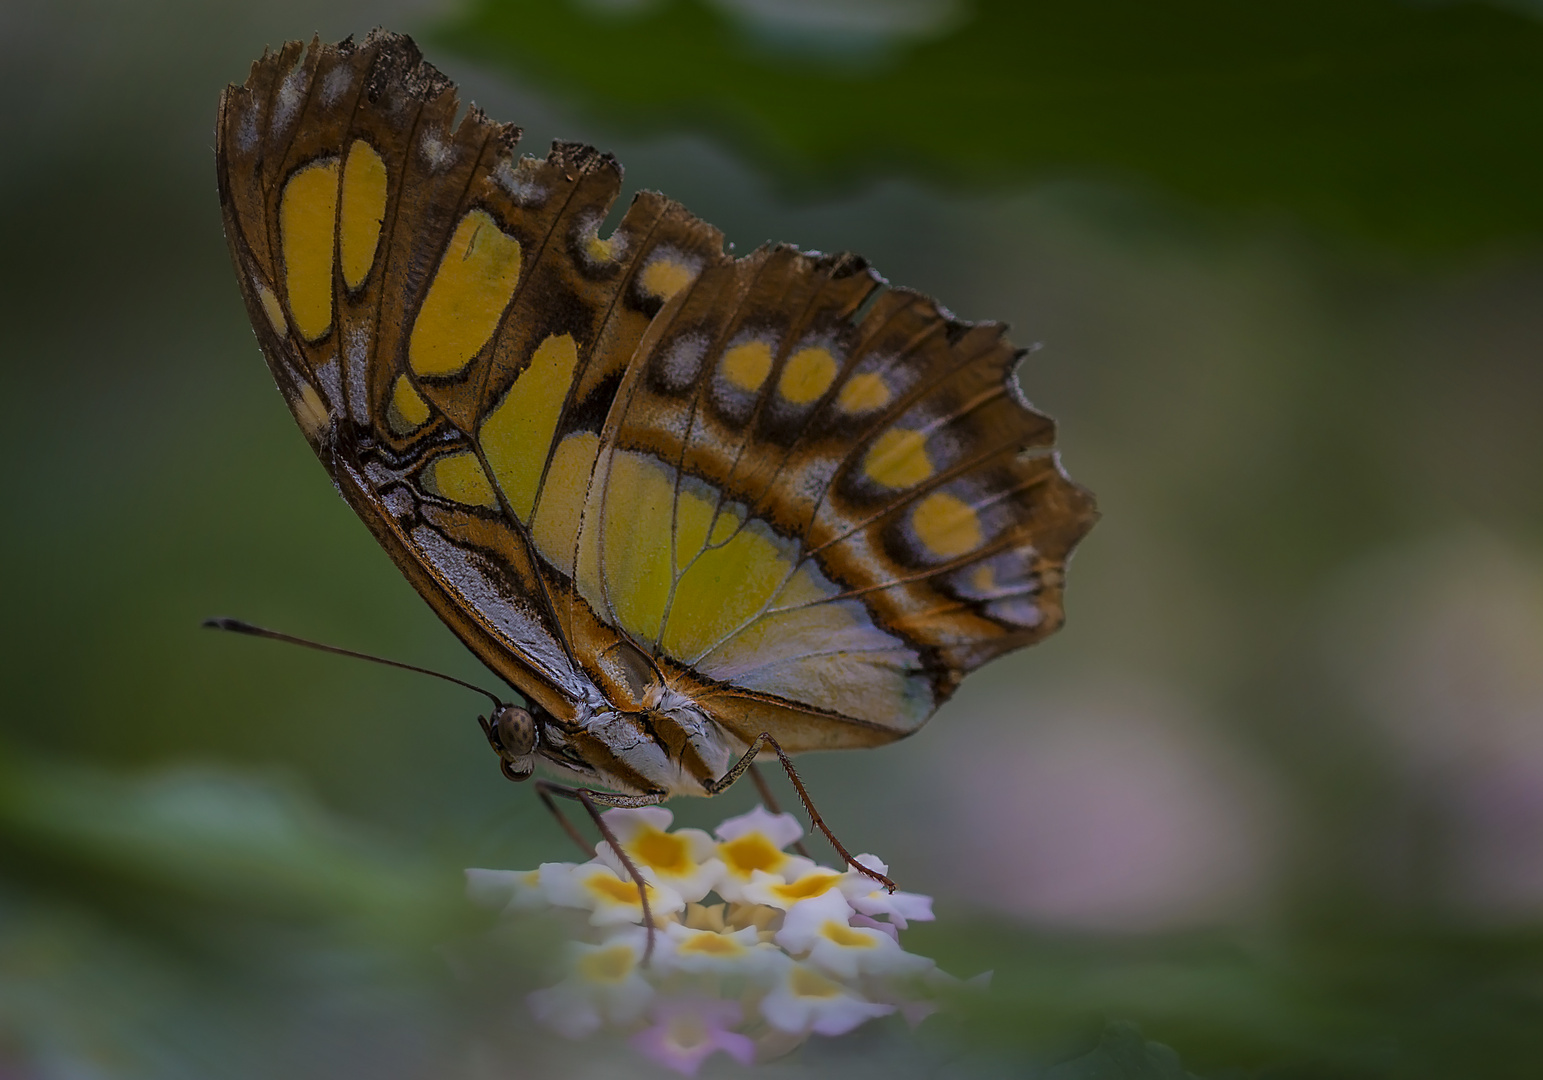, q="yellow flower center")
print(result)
[684,902,727,932]
[719,833,787,877]
[820,920,876,948]
[584,872,651,906]
[679,932,746,957]
[726,902,780,932]
[630,826,692,875]
[768,872,841,903]
[790,966,843,999]
[577,944,636,983]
